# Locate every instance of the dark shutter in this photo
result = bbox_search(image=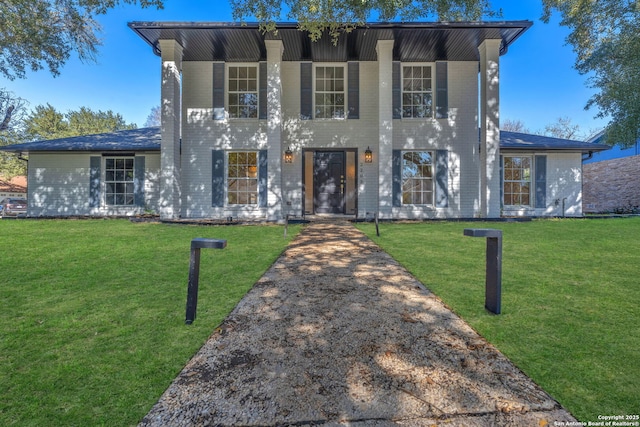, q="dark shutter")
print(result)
[213,63,225,120]
[300,62,312,120]
[134,156,145,207]
[259,62,267,120]
[258,150,268,208]
[435,62,448,119]
[535,155,547,209]
[392,61,401,119]
[435,150,449,208]
[348,62,359,119]
[392,150,402,207]
[89,156,101,208]
[212,150,225,207]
